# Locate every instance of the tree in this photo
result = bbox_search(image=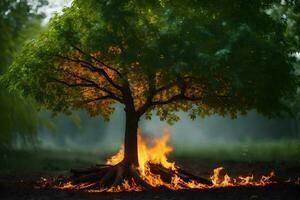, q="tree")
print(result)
[268,0,300,137]
[4,0,298,188]
[0,0,47,148]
